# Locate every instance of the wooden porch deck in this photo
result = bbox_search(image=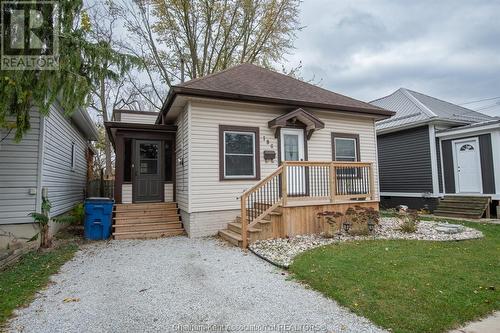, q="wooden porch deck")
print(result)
[219,161,378,247]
